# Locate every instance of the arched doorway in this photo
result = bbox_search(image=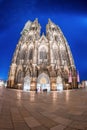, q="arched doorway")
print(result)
[23,75,31,91]
[56,76,63,91]
[37,73,50,92]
